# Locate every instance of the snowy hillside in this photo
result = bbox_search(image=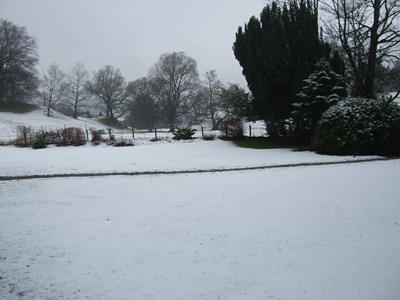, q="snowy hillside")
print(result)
[0,106,109,141]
